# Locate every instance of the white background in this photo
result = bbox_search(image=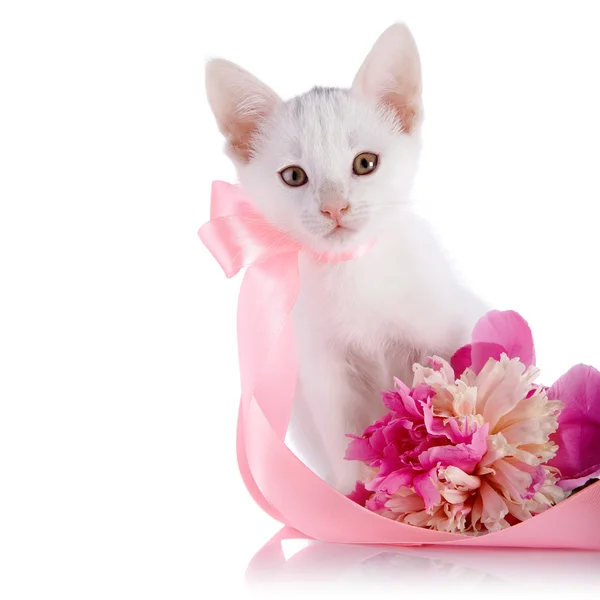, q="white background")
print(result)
[1,1,599,598]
